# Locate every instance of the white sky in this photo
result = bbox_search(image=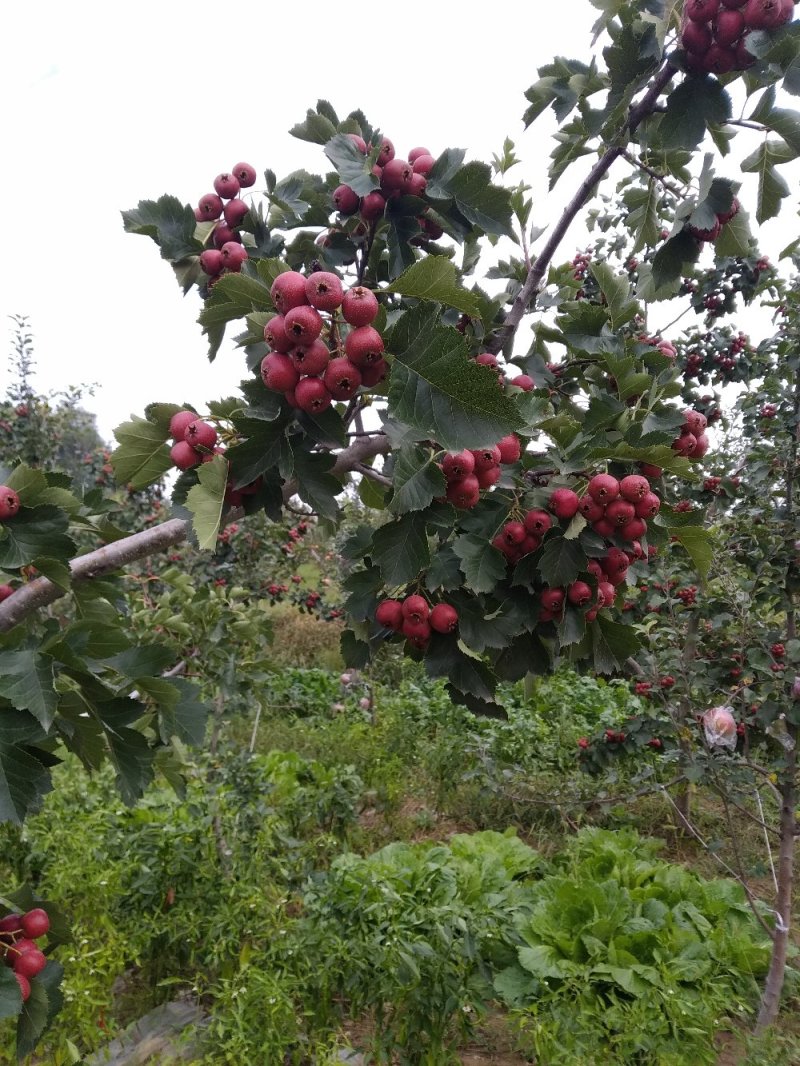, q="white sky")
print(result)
[0,2,796,443]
